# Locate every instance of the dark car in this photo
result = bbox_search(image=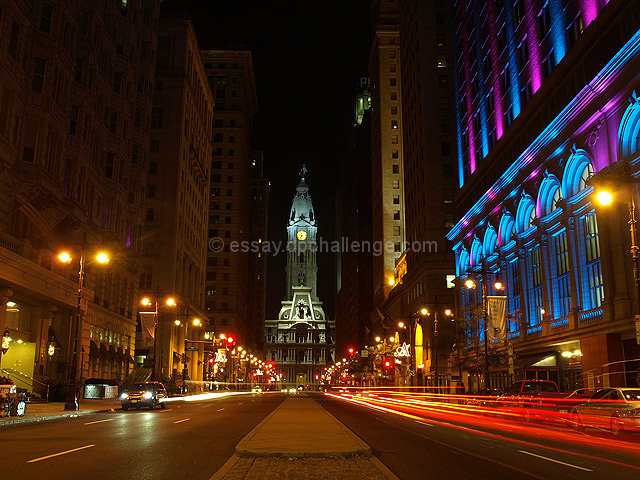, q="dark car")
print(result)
[120,382,168,410]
